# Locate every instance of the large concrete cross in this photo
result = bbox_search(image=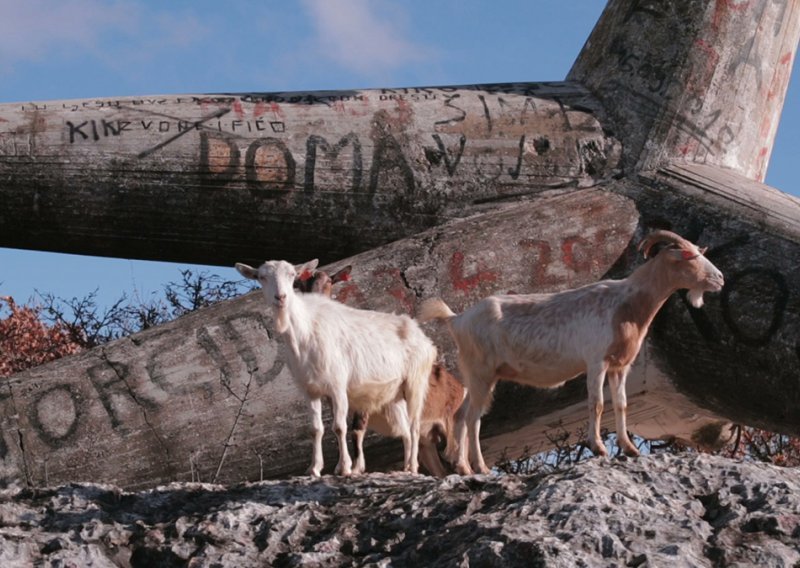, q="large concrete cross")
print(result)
[1,0,798,488]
